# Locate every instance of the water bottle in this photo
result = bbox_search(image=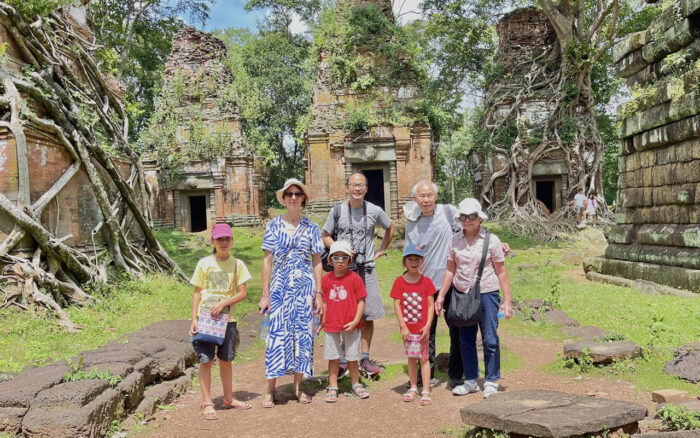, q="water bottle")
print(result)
[259,311,270,340]
[312,314,321,337]
[497,311,505,319]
